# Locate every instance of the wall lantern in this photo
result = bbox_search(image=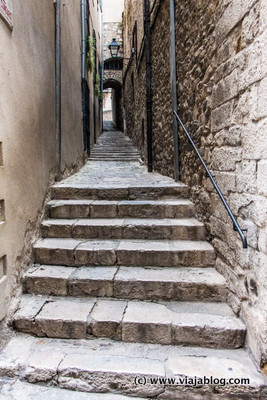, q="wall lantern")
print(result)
[108,38,120,58]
